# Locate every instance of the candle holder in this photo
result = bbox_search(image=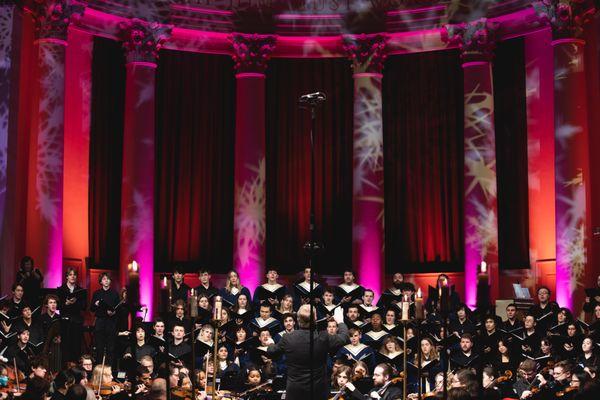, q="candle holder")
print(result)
[210,296,224,396]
